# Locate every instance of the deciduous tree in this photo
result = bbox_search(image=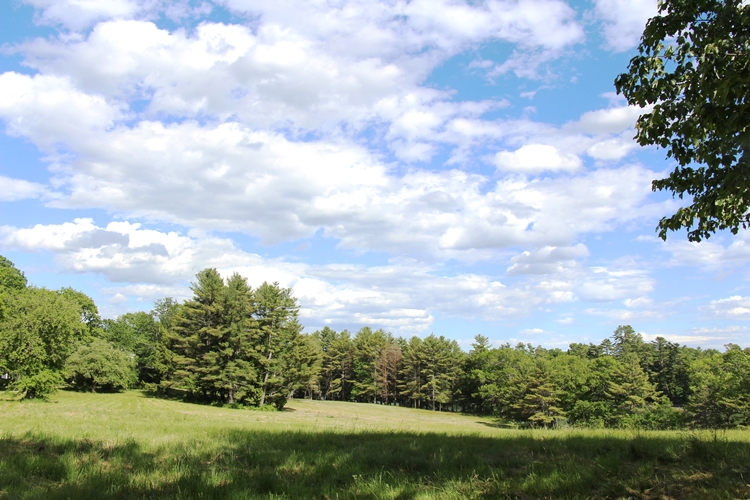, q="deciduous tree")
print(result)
[615,0,750,241]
